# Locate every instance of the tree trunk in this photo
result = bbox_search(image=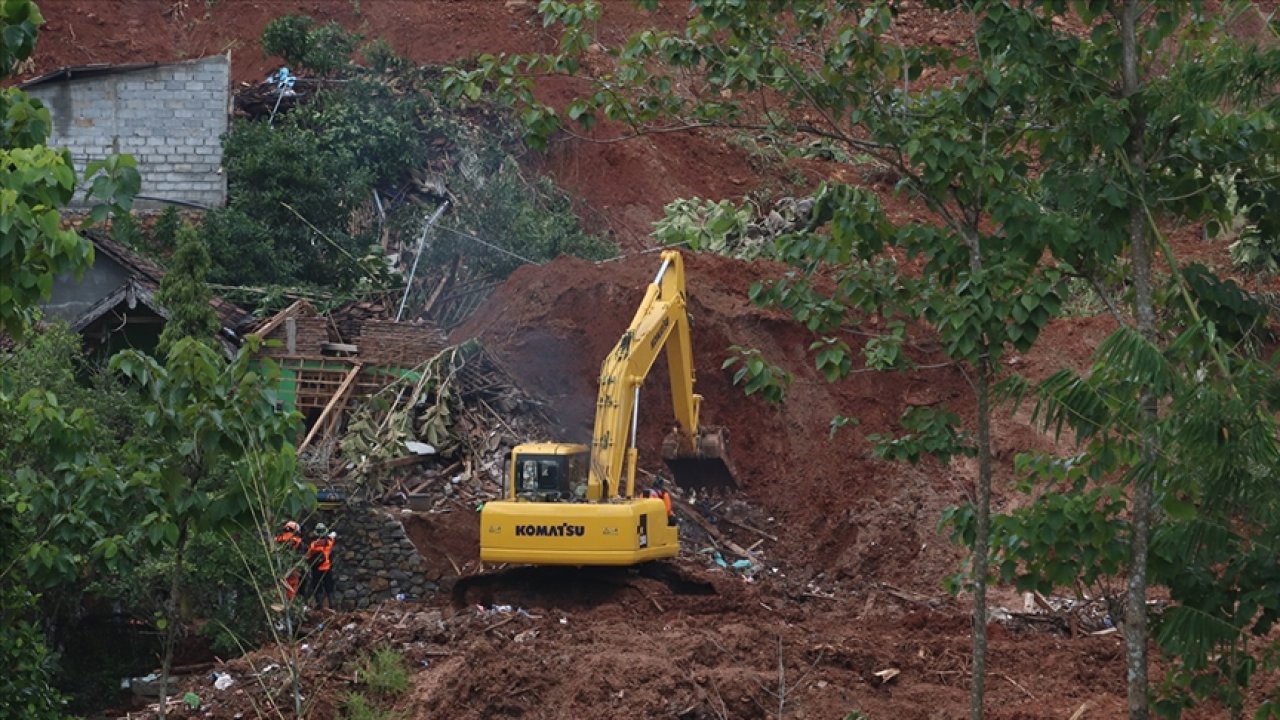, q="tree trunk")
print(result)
[1120,2,1154,718]
[970,353,993,720]
[157,519,190,720]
